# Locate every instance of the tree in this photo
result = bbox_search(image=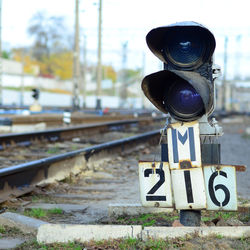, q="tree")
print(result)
[28,11,69,61]
[49,51,73,80]
[2,50,11,59]
[27,11,74,78]
[119,68,142,83]
[103,65,117,83]
[12,48,39,75]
